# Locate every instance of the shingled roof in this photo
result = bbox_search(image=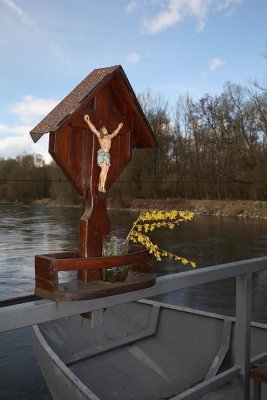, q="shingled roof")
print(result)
[30,65,155,146]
